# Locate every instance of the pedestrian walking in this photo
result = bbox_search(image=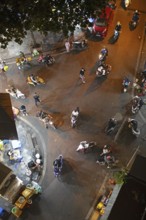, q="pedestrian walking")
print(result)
[65,40,70,53]
[79,68,86,84]
[33,92,41,106]
[20,105,28,116]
